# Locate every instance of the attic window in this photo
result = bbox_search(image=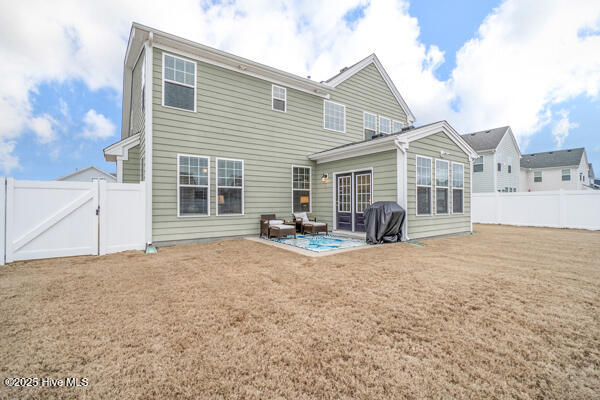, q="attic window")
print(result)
[379,117,391,134]
[163,53,196,112]
[272,85,286,112]
[364,112,377,138]
[392,120,404,134]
